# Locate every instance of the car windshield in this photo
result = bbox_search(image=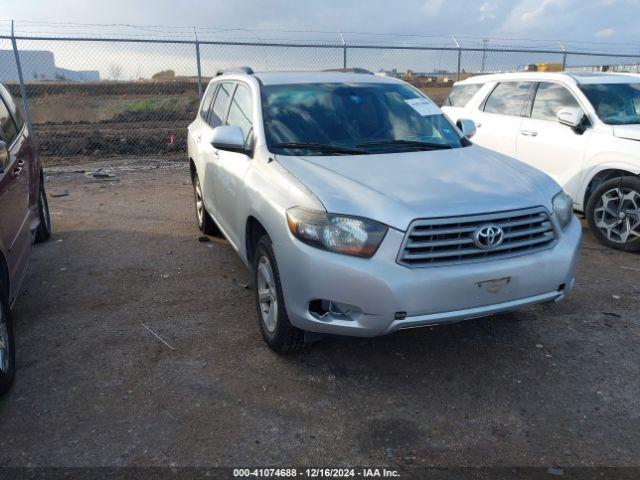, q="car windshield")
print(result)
[262,82,466,155]
[579,82,640,125]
